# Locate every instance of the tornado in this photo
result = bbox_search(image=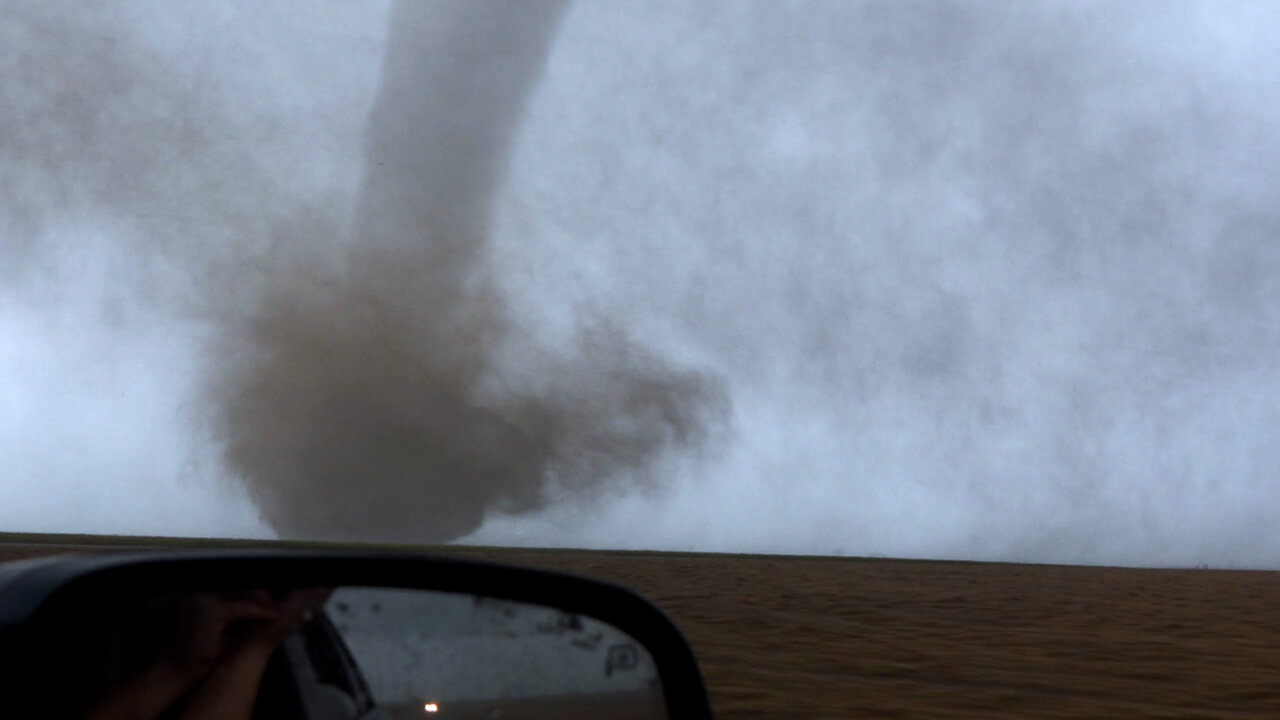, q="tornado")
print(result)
[214,0,726,543]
